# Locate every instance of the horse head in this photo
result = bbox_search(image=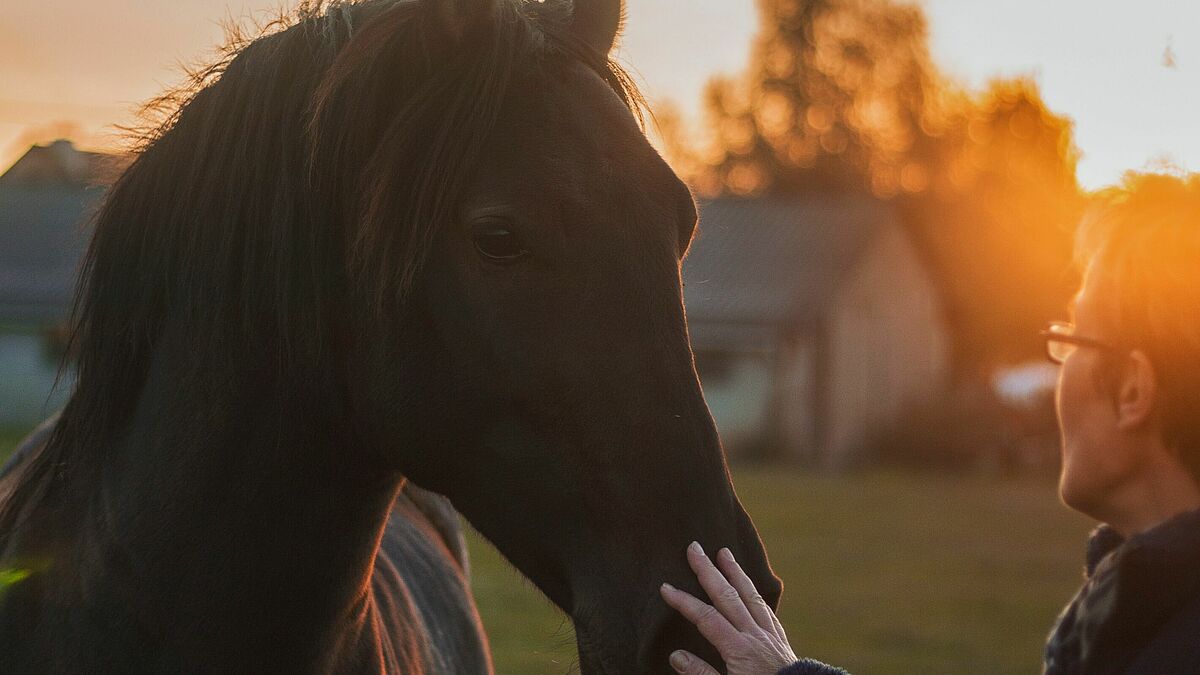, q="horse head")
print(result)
[314,0,782,672]
[0,1,778,672]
